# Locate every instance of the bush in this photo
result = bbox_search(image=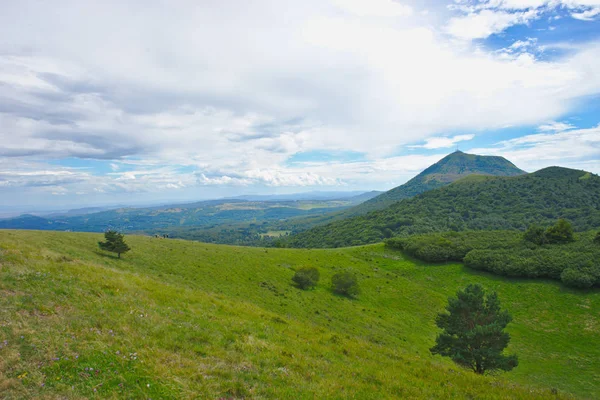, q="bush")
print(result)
[331,270,360,297]
[545,218,575,244]
[292,266,320,290]
[523,224,546,245]
[594,232,600,245]
[560,268,596,289]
